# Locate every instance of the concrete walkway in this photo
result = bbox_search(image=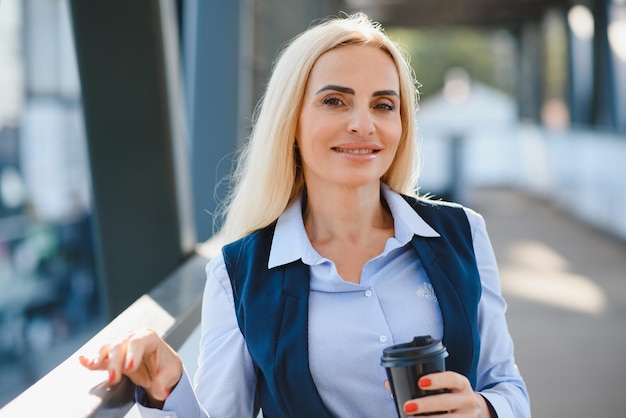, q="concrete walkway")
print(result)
[469,188,626,418]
